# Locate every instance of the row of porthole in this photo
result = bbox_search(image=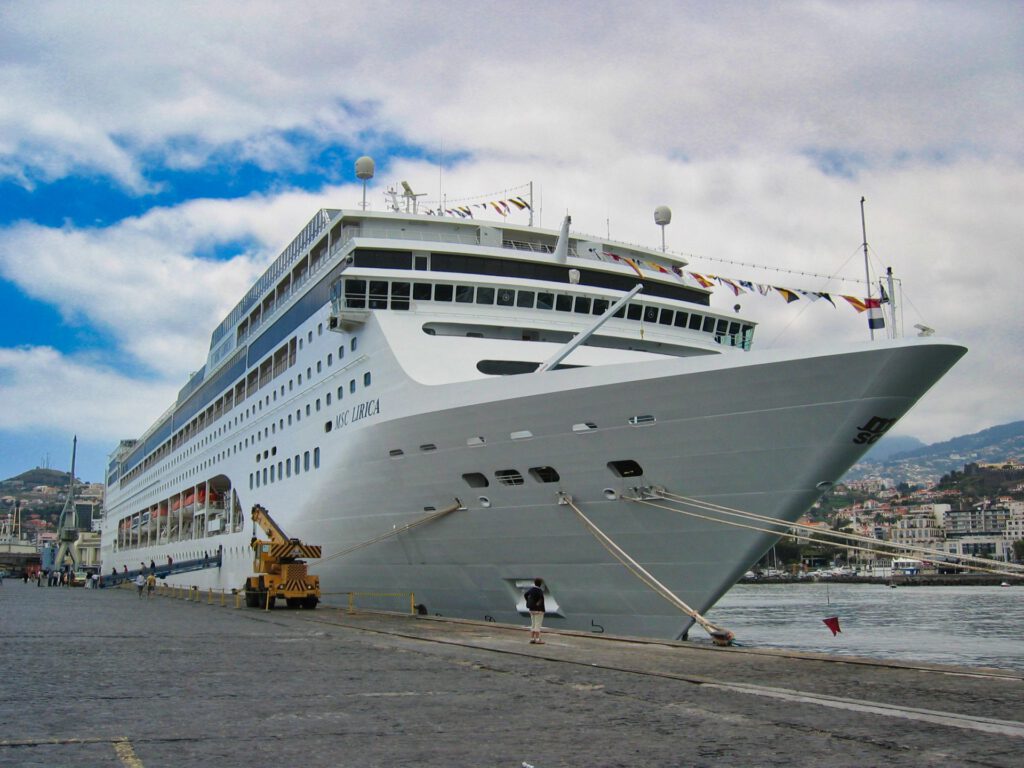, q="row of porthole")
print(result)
[122,329,360,490]
[463,459,643,491]
[384,416,656,459]
[249,447,321,489]
[462,466,562,488]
